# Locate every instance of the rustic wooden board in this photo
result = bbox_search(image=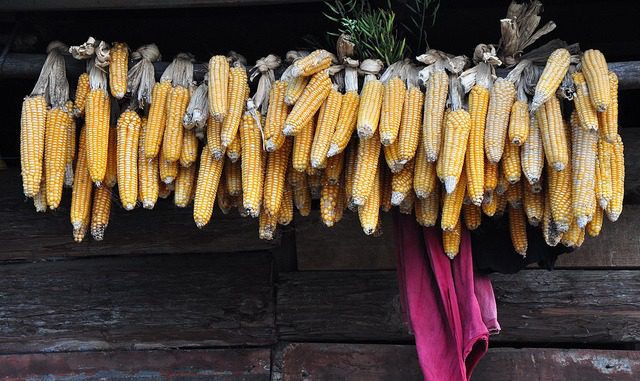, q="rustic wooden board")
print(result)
[0,252,275,353]
[0,348,271,381]
[295,211,395,270]
[277,270,640,343]
[273,343,640,381]
[0,169,277,262]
